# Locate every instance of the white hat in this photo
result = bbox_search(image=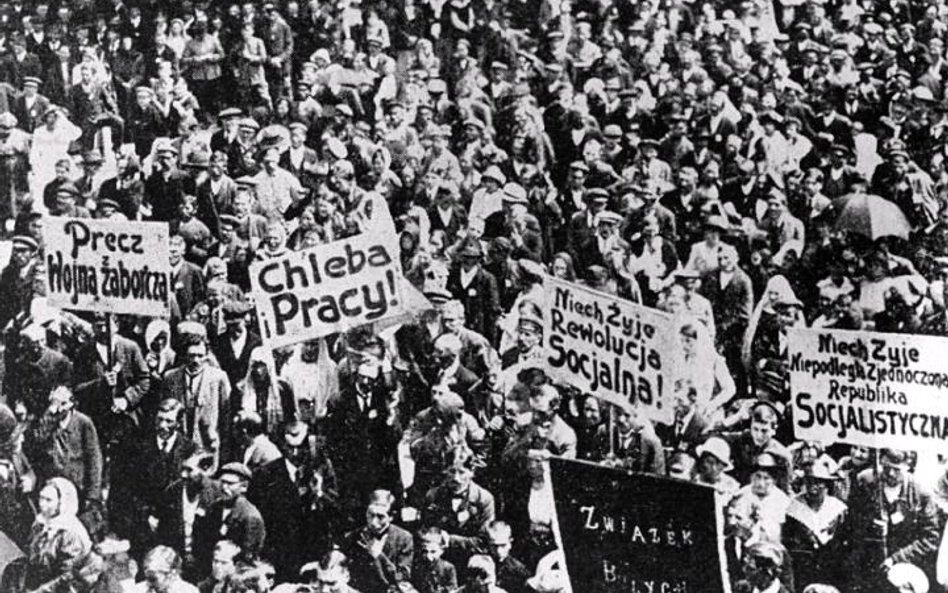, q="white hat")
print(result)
[888,563,929,593]
[695,437,733,469]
